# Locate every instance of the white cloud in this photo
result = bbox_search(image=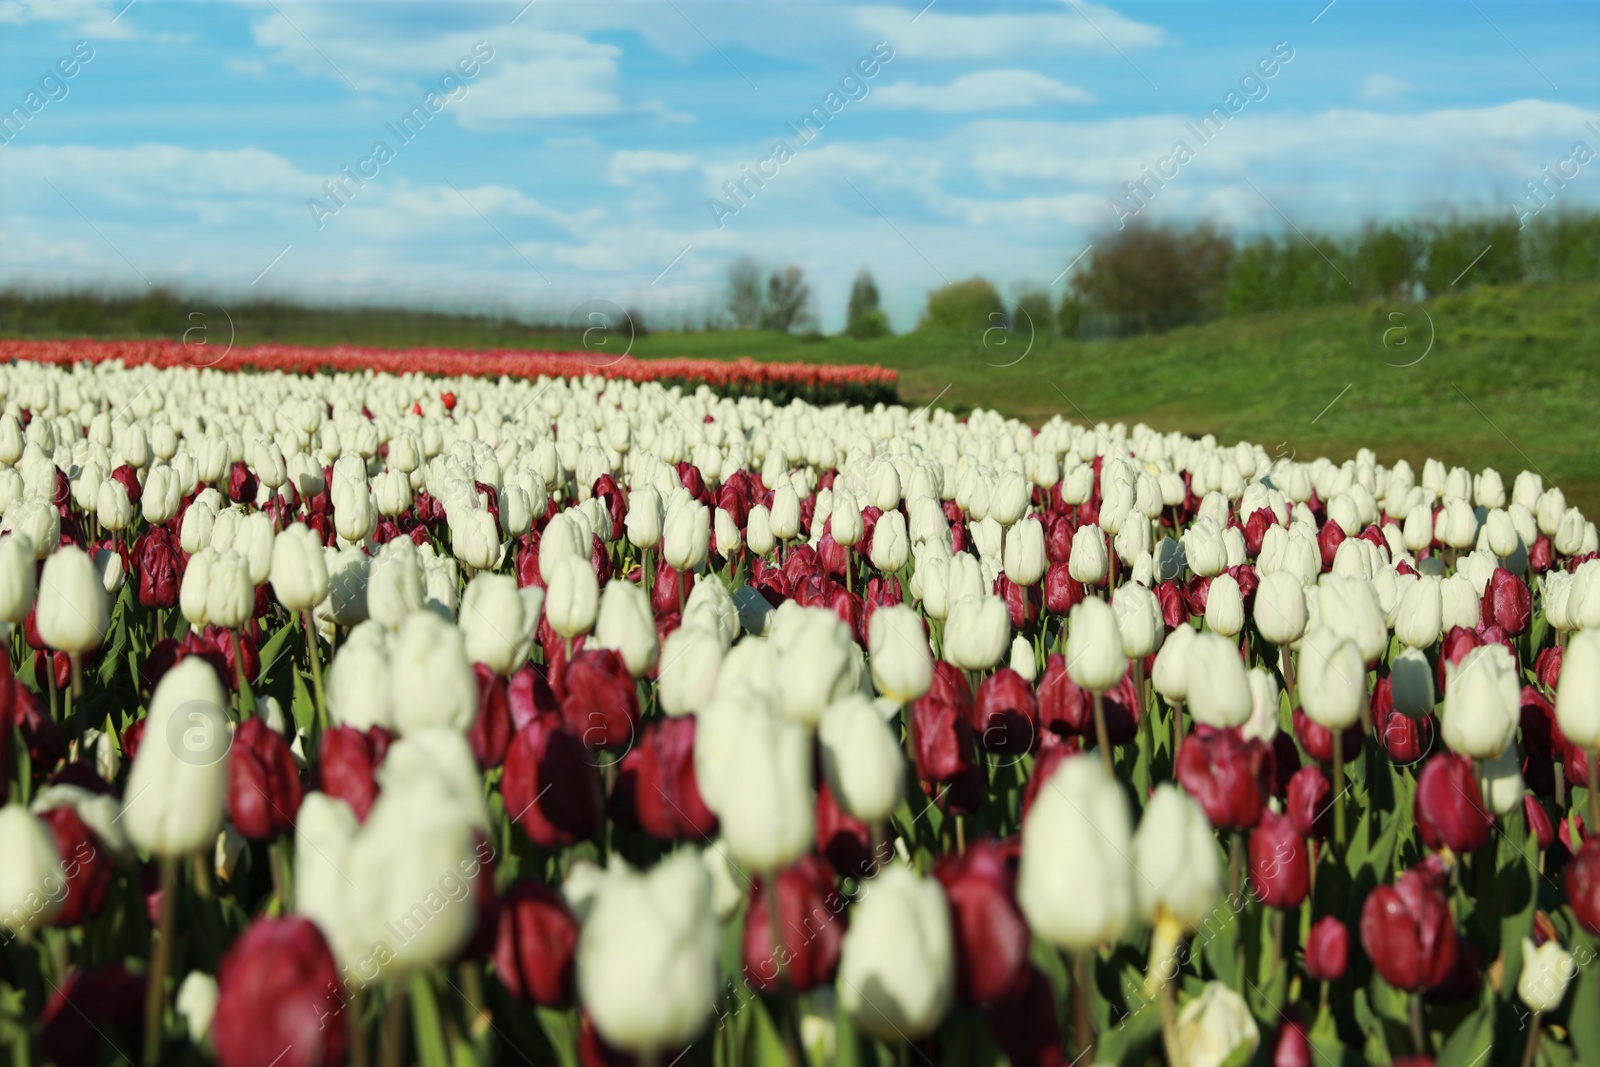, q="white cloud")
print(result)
[849,3,1164,60]
[607,150,698,186]
[1359,74,1412,102]
[875,69,1093,112]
